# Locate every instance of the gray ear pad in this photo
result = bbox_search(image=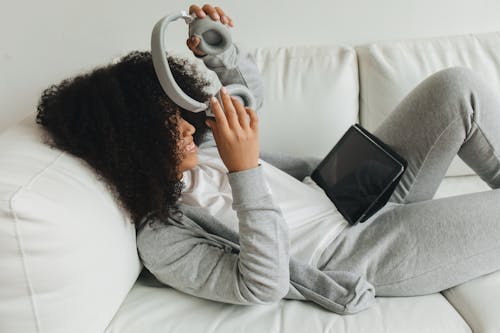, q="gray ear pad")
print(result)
[205,84,257,118]
[188,17,232,55]
[224,84,257,110]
